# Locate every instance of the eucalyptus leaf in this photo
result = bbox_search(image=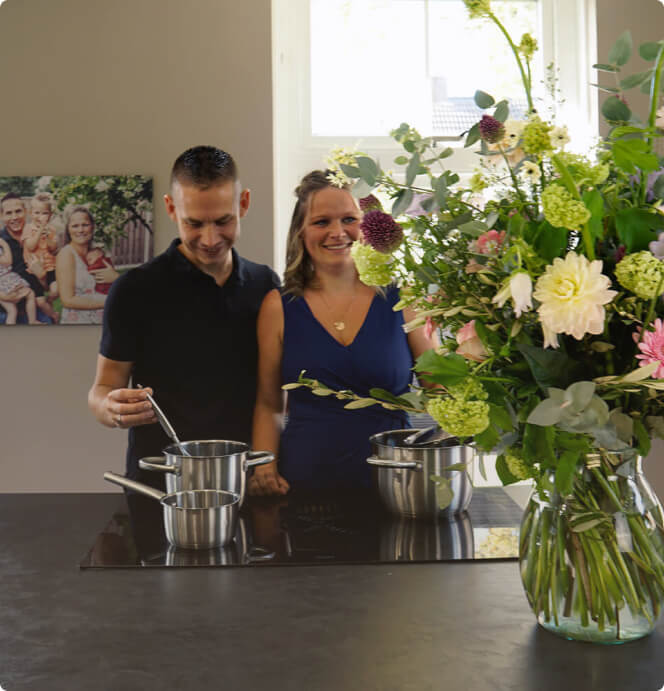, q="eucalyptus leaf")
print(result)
[339,163,361,179]
[281,383,303,390]
[355,156,379,186]
[639,41,662,61]
[527,399,565,426]
[566,381,596,413]
[438,147,454,159]
[590,83,620,94]
[464,122,481,148]
[602,95,631,122]
[344,398,378,409]
[351,178,372,199]
[620,70,653,90]
[608,30,632,67]
[474,90,495,109]
[394,155,408,165]
[391,188,414,218]
[406,153,420,186]
[593,63,620,72]
[609,409,634,443]
[311,388,333,396]
[493,100,509,123]
[458,220,489,237]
